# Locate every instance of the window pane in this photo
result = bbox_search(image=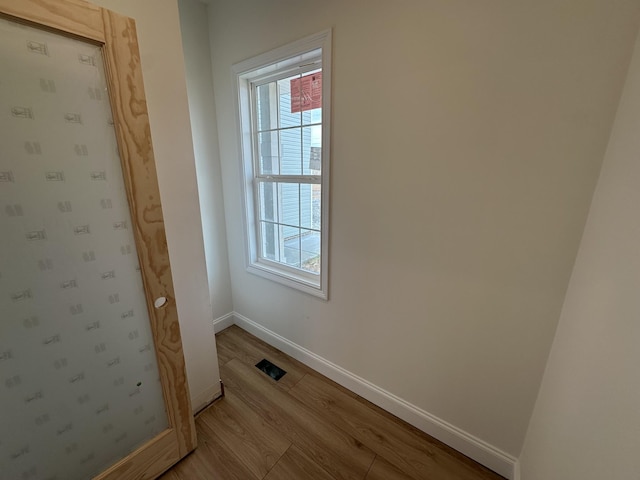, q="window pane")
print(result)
[302,107,321,127]
[279,183,300,227]
[256,83,278,132]
[300,229,321,274]
[302,125,322,175]
[299,183,313,229]
[278,74,301,128]
[297,69,322,125]
[260,221,279,262]
[258,131,279,174]
[258,181,277,222]
[282,226,301,267]
[312,184,321,230]
[279,127,302,175]
[297,183,321,230]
